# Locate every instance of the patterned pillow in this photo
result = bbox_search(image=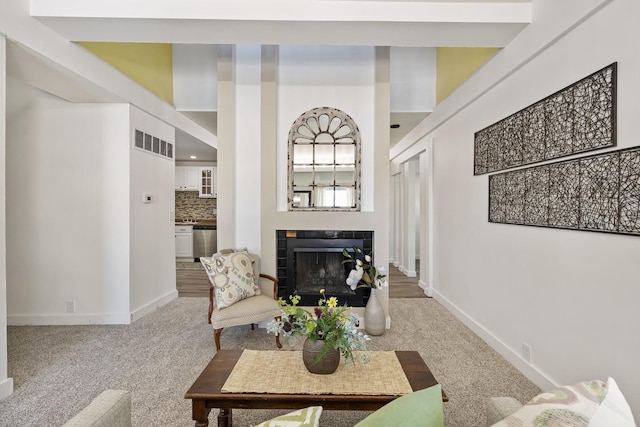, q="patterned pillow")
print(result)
[590,377,636,427]
[490,380,607,427]
[201,250,261,309]
[252,406,323,427]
